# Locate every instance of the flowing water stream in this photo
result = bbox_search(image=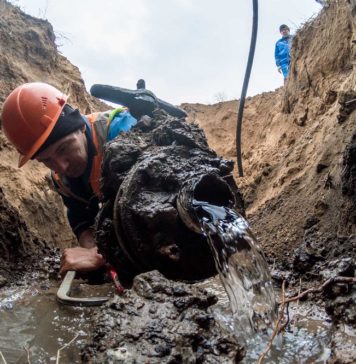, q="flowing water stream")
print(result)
[193,199,277,342]
[200,276,347,363]
[192,199,355,362]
